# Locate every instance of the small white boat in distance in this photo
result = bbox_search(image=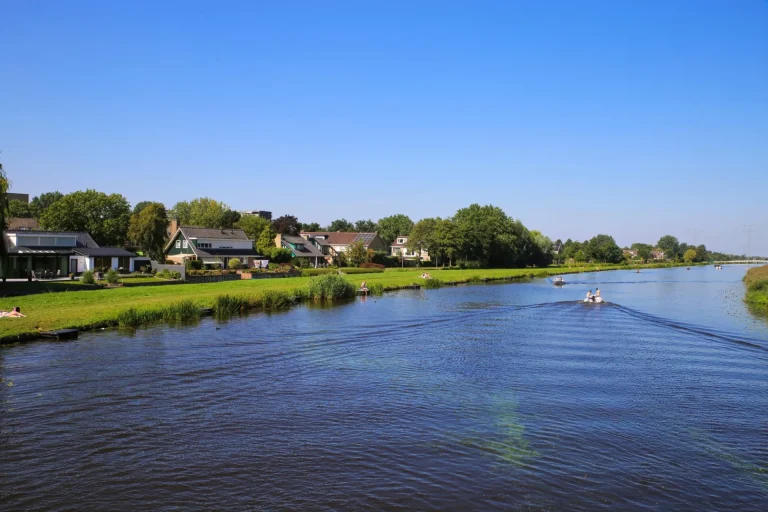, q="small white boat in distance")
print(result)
[584,296,605,304]
[554,276,566,286]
